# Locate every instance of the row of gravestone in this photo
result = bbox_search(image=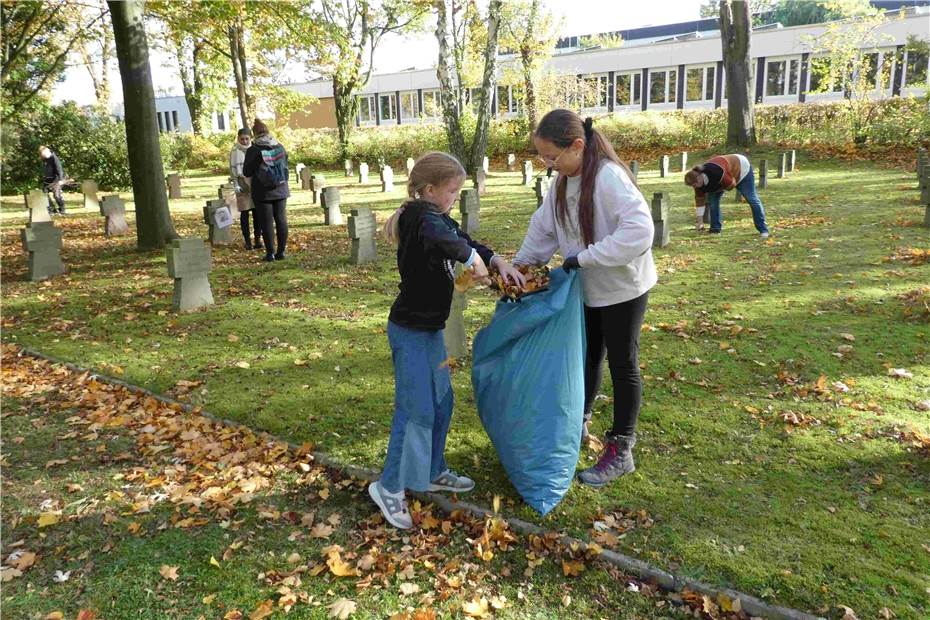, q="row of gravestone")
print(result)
[917,147,930,228]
